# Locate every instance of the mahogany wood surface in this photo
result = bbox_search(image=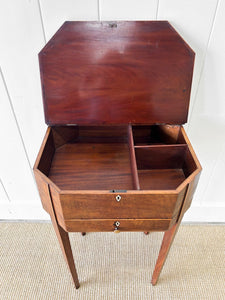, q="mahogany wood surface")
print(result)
[151,223,178,285]
[138,169,186,190]
[34,20,201,287]
[151,173,201,285]
[128,125,140,190]
[34,124,201,286]
[135,145,187,170]
[39,21,194,125]
[62,218,171,232]
[132,125,181,145]
[49,142,133,190]
[55,192,180,221]
[47,185,80,289]
[33,168,80,288]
